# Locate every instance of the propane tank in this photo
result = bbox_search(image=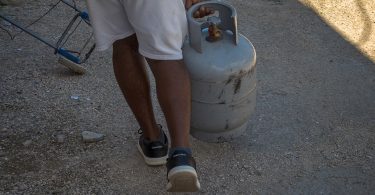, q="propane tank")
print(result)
[183,1,256,142]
